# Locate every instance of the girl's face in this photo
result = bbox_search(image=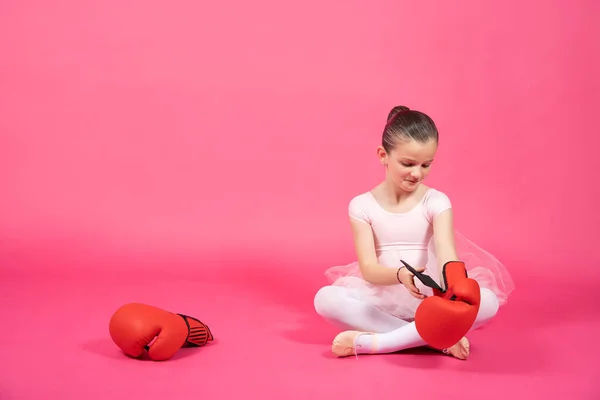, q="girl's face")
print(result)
[379,139,438,193]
